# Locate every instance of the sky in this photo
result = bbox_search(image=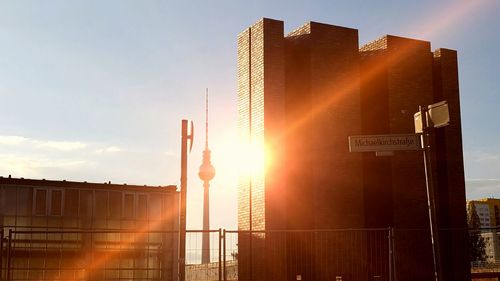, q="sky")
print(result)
[0,0,499,230]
